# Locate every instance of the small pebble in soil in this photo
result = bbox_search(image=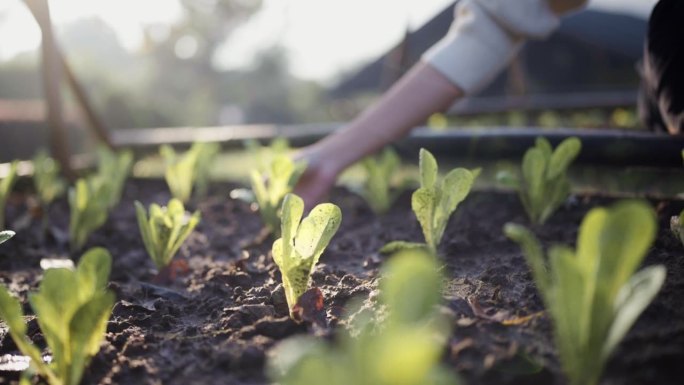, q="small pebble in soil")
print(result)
[226,304,276,322]
[223,271,253,288]
[269,284,288,315]
[244,316,303,339]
